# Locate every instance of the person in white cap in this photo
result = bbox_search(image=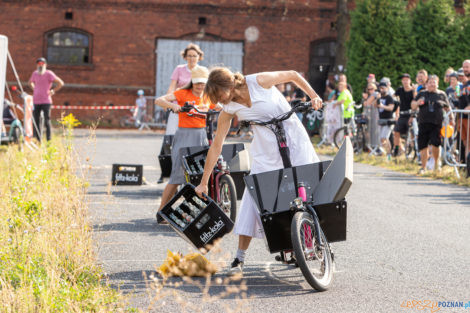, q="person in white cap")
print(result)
[134,89,146,127]
[154,66,217,224]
